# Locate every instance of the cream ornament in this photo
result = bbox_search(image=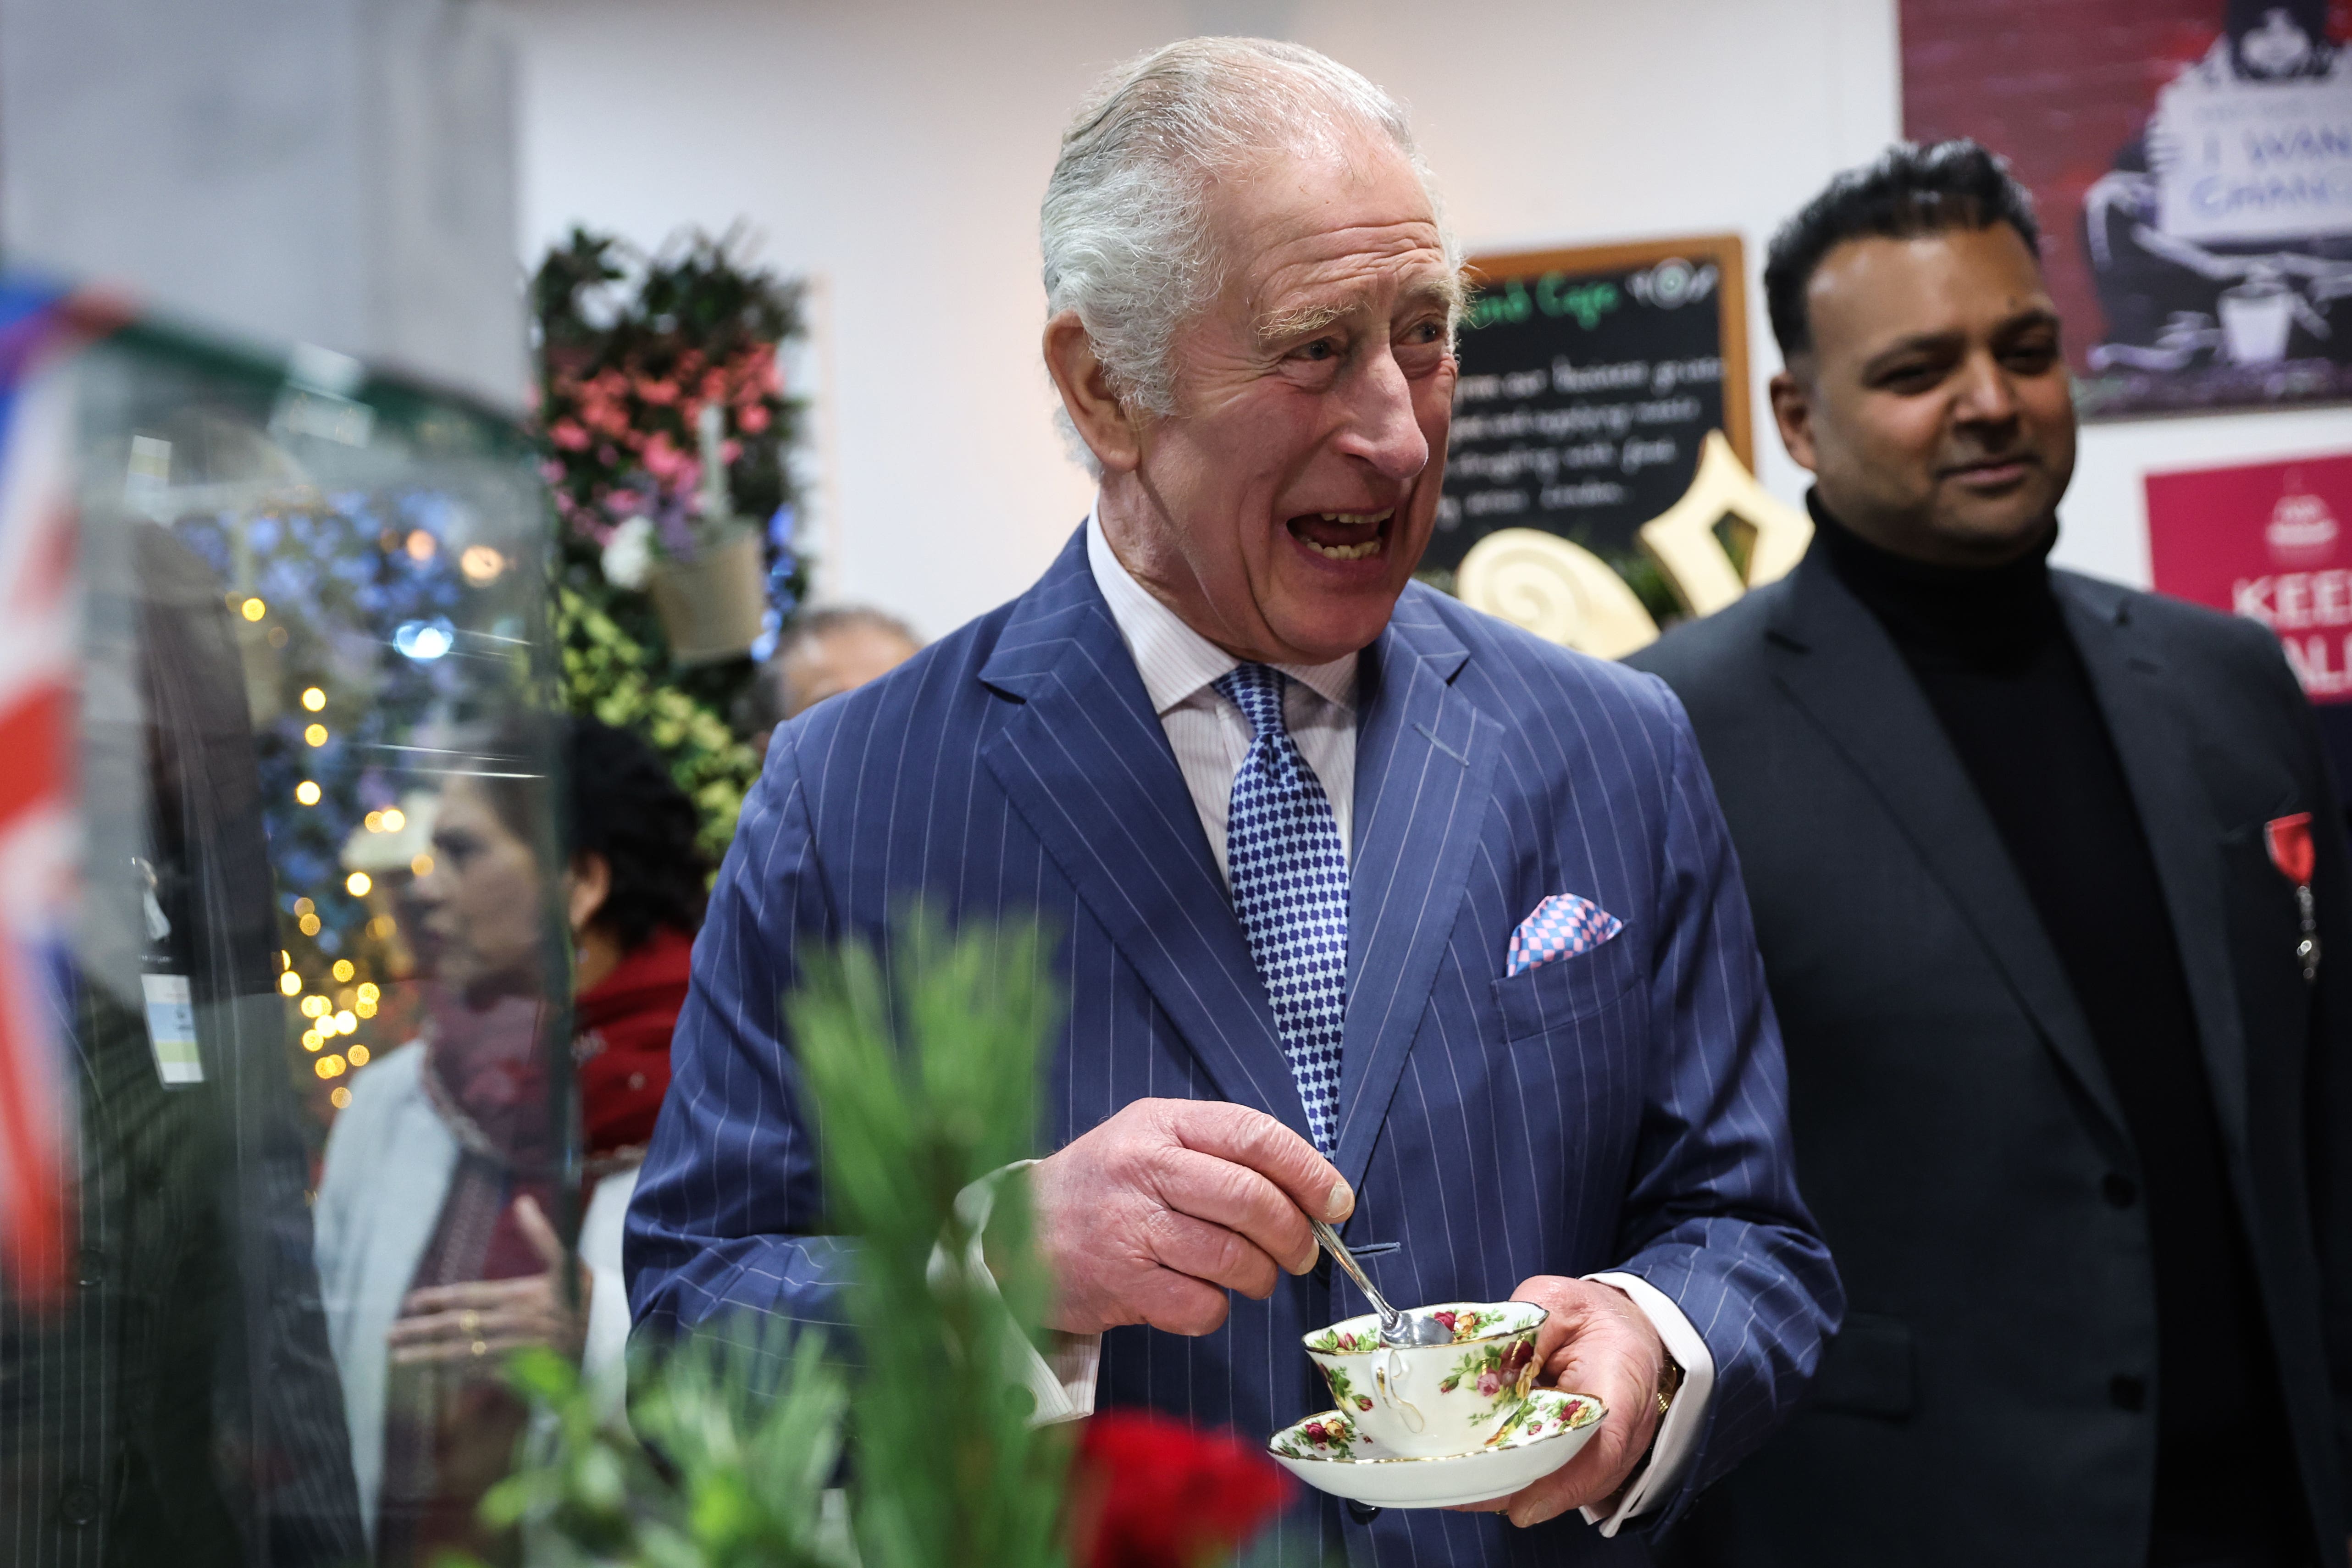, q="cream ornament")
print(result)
[1457,431,1813,657]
